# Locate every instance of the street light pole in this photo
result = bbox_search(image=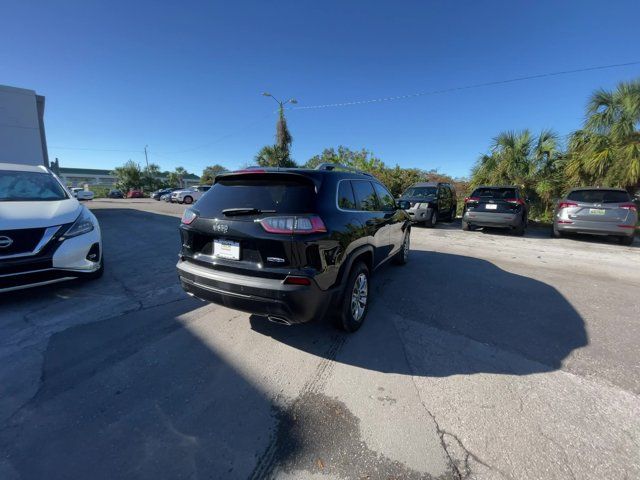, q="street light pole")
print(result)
[144,145,149,170]
[262,92,298,111]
